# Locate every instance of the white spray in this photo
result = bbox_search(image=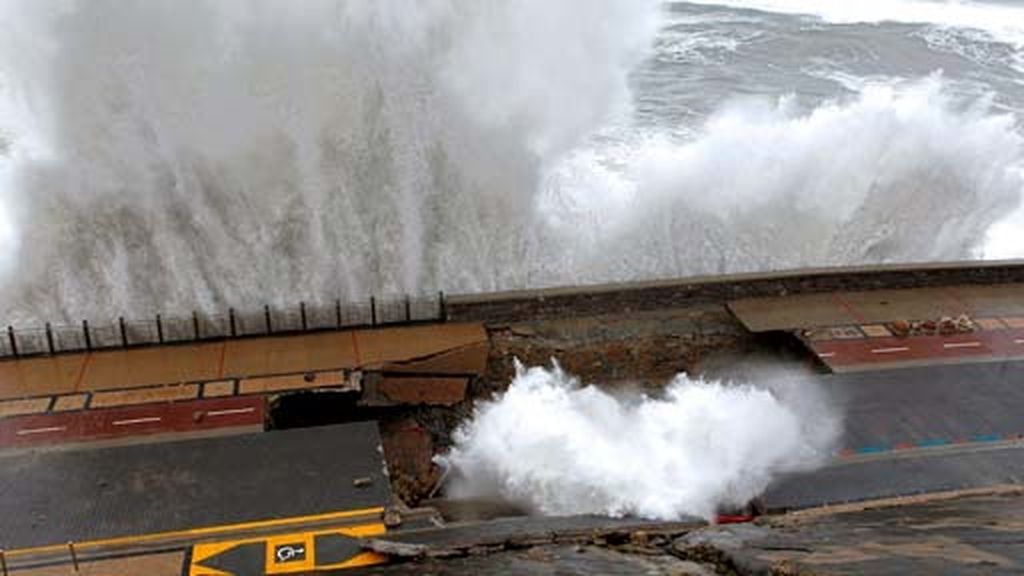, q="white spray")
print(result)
[0,0,660,323]
[0,1,1021,324]
[438,362,840,521]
